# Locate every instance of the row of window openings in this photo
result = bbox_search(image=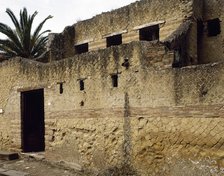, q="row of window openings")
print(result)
[74,25,160,54]
[59,75,118,94]
[75,18,222,53]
